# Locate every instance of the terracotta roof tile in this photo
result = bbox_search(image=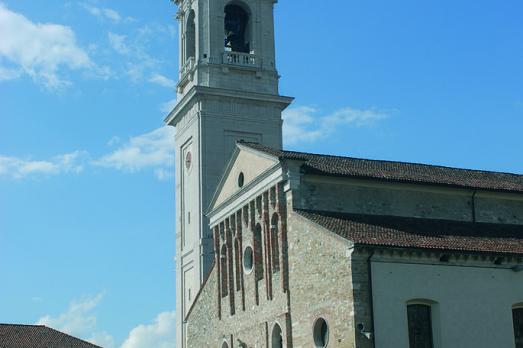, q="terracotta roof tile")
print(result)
[295,209,523,255]
[240,142,523,193]
[0,324,102,348]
